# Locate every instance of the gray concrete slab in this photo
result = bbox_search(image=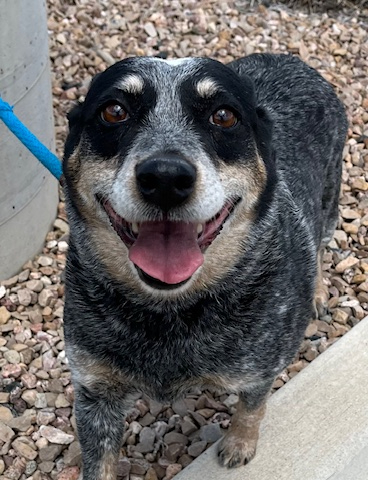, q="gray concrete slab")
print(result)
[176,317,368,480]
